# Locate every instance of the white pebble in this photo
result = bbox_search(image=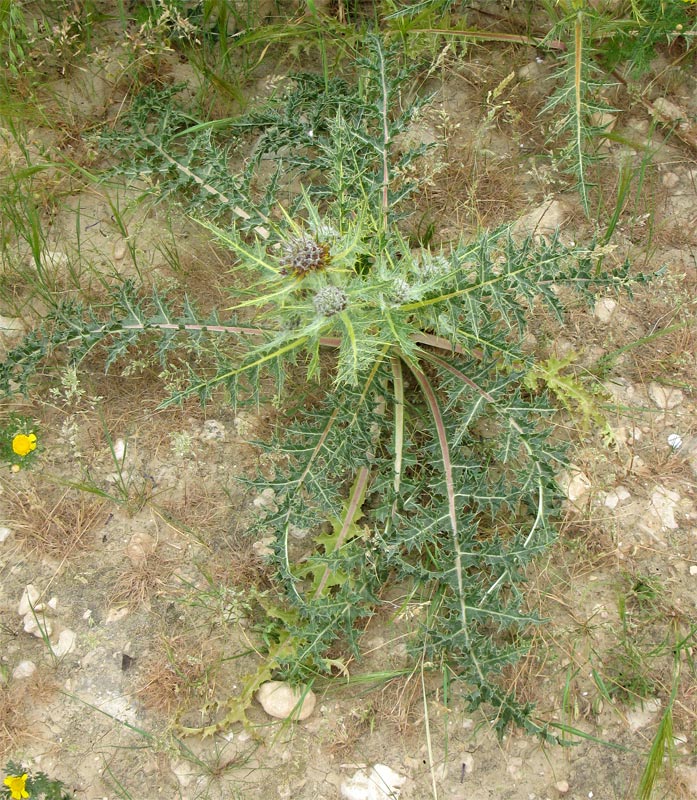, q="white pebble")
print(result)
[555,779,570,794]
[593,297,617,323]
[689,565,697,576]
[253,487,278,512]
[558,468,591,503]
[53,629,77,658]
[650,486,681,530]
[627,697,662,731]
[12,660,37,679]
[648,382,683,410]
[0,315,24,337]
[23,613,53,639]
[0,526,12,543]
[604,491,620,510]
[252,537,275,558]
[340,764,407,800]
[112,438,126,462]
[105,606,130,623]
[256,681,316,721]
[18,585,42,616]
[668,434,683,450]
[113,241,127,261]
[604,485,631,509]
